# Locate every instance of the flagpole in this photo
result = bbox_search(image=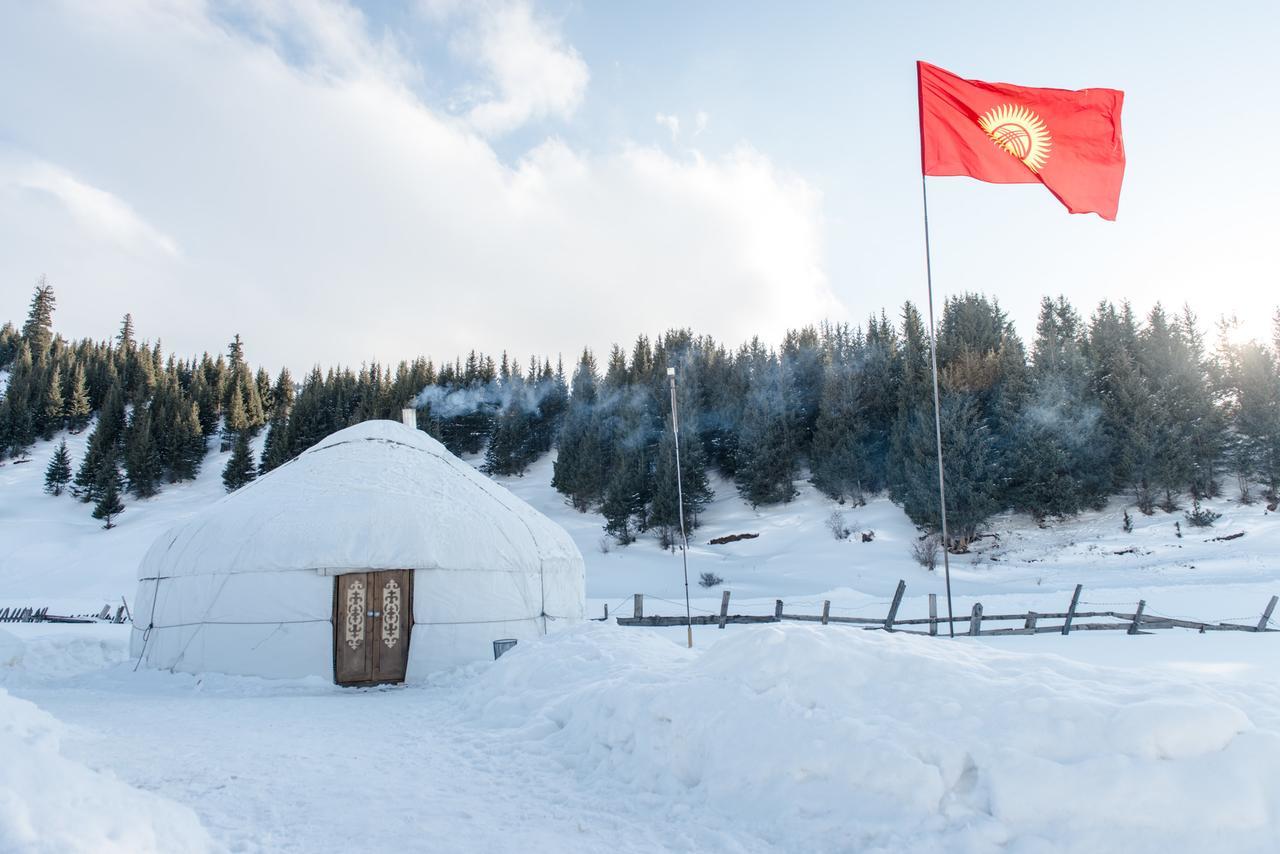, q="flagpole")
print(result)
[668,367,693,649]
[920,173,955,639]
